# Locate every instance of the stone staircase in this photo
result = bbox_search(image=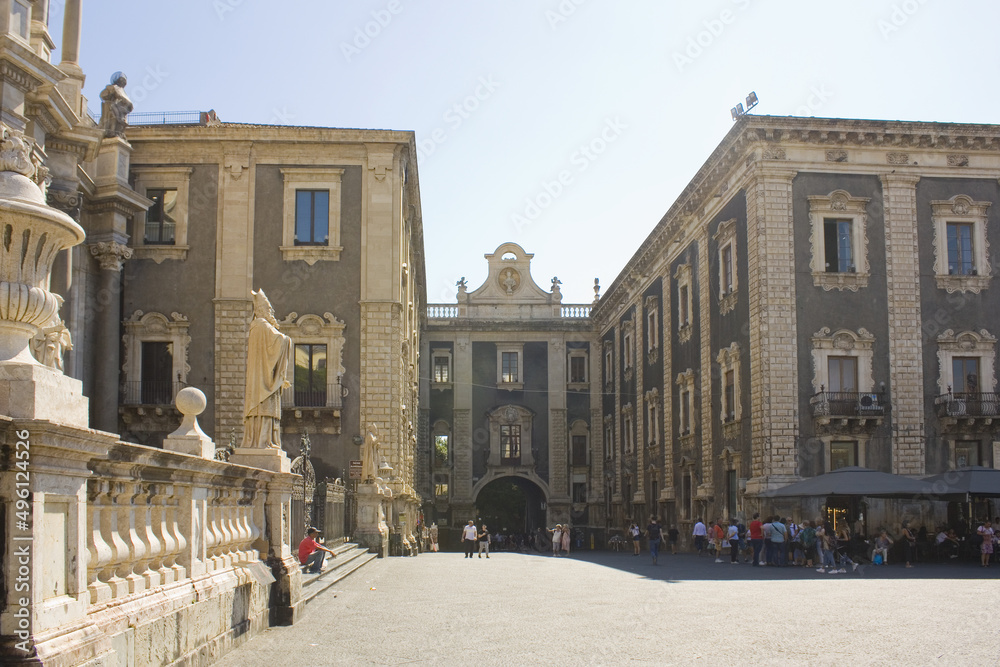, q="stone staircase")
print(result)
[300,541,379,605]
